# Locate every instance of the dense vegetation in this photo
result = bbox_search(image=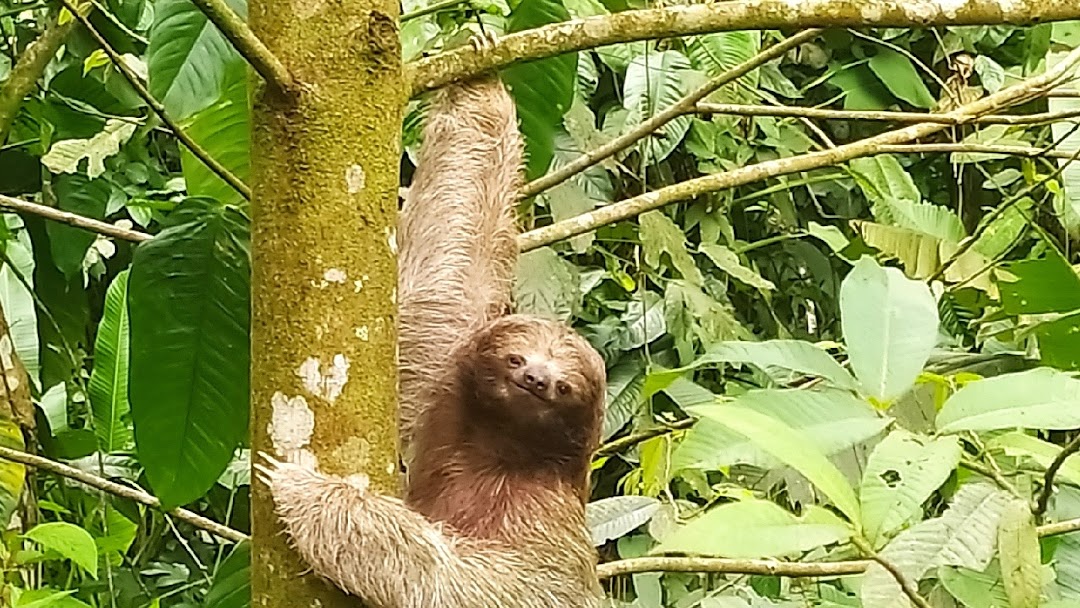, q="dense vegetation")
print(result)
[1,0,1080,605]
